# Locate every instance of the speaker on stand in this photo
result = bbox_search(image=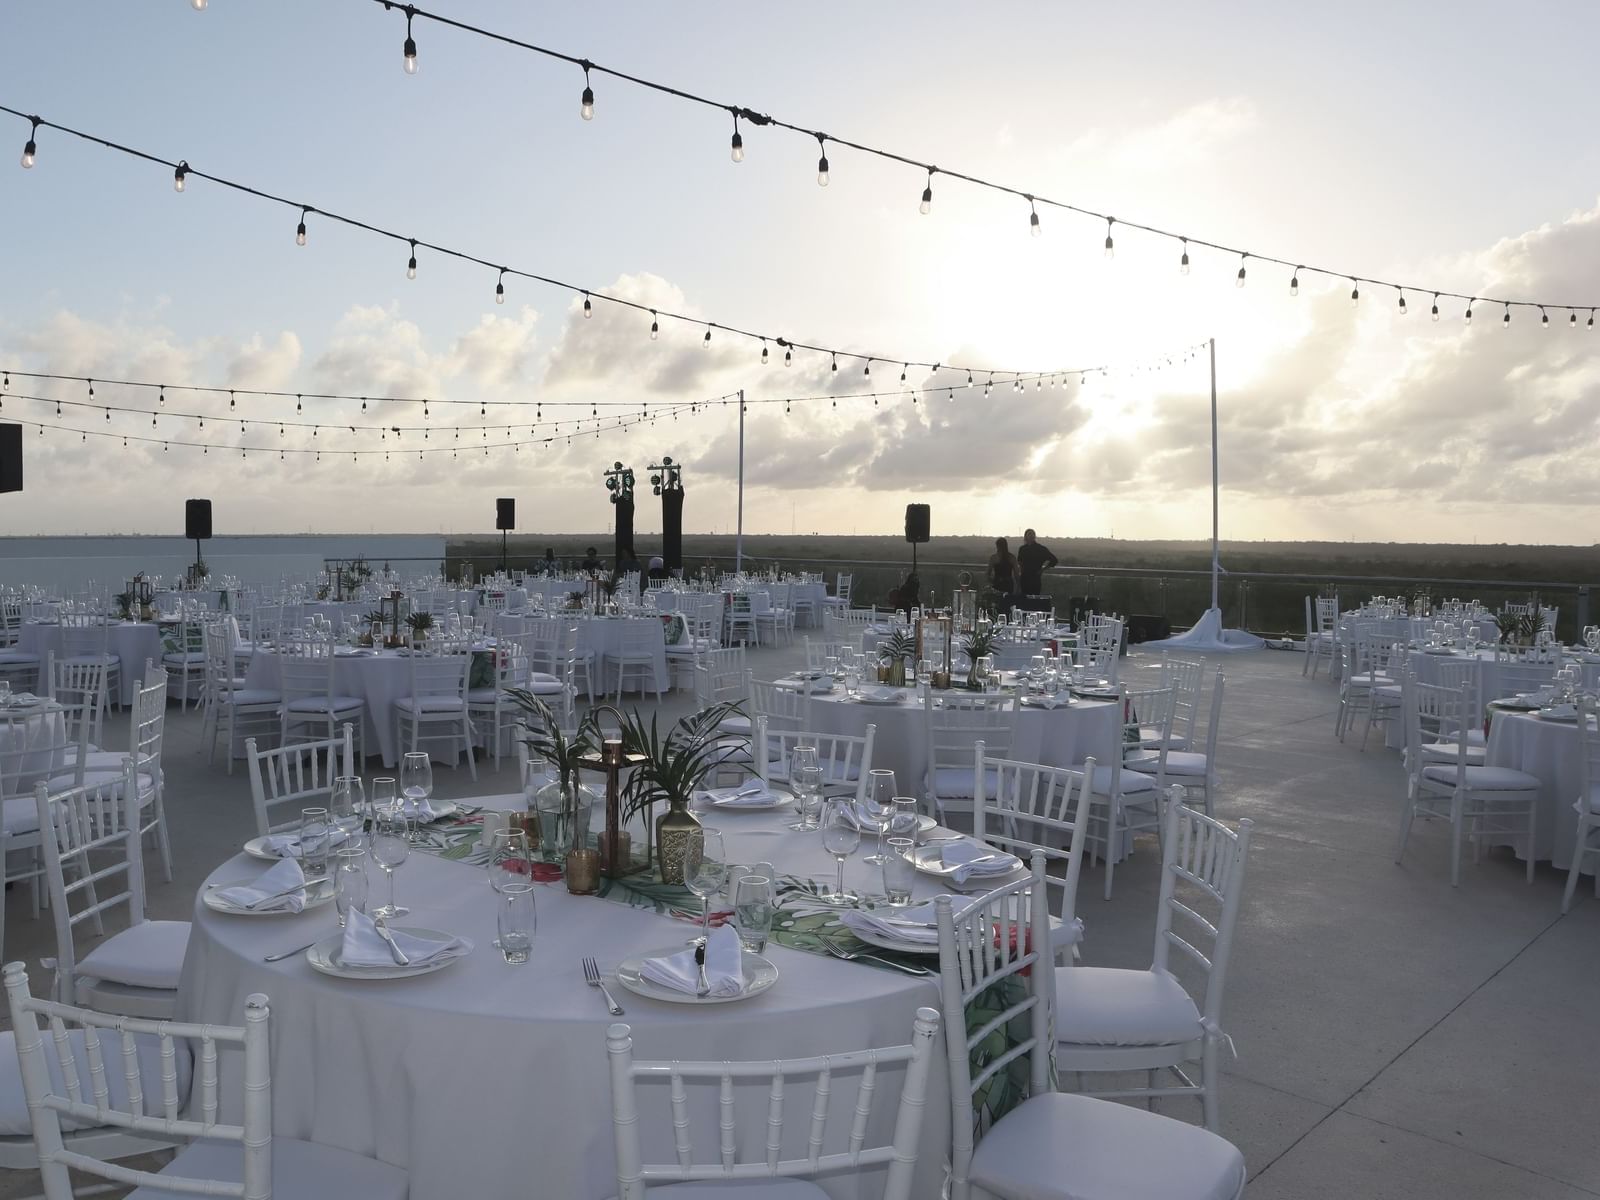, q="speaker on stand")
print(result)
[496,498,515,573]
[0,424,22,494]
[185,499,212,579]
[904,503,930,576]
